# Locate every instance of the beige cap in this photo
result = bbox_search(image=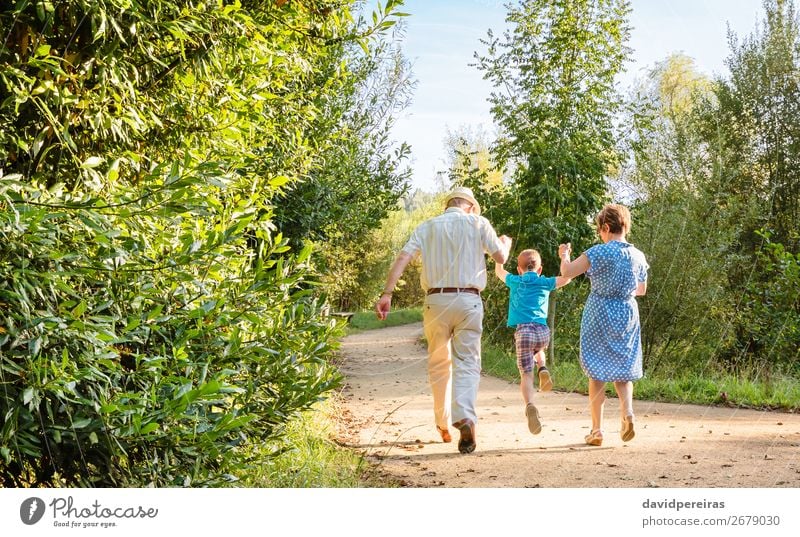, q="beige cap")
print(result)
[444,186,481,216]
